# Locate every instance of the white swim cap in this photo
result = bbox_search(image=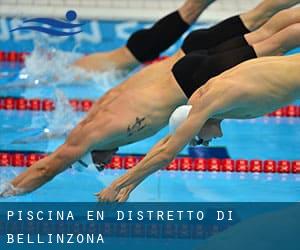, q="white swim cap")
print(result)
[169,105,192,134]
